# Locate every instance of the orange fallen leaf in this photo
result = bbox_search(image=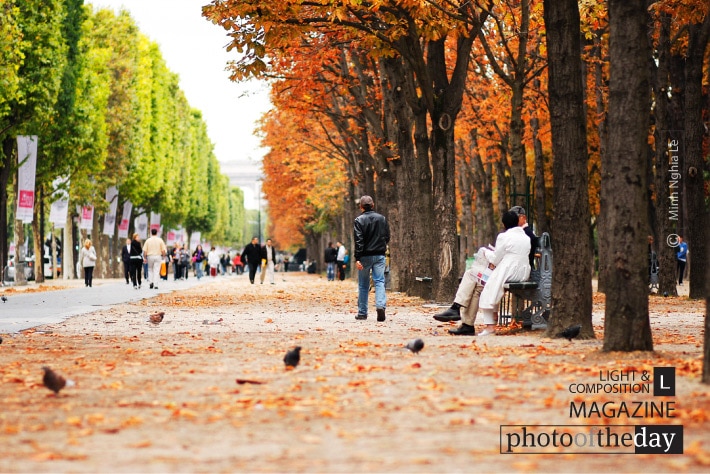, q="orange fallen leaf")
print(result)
[161,350,176,357]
